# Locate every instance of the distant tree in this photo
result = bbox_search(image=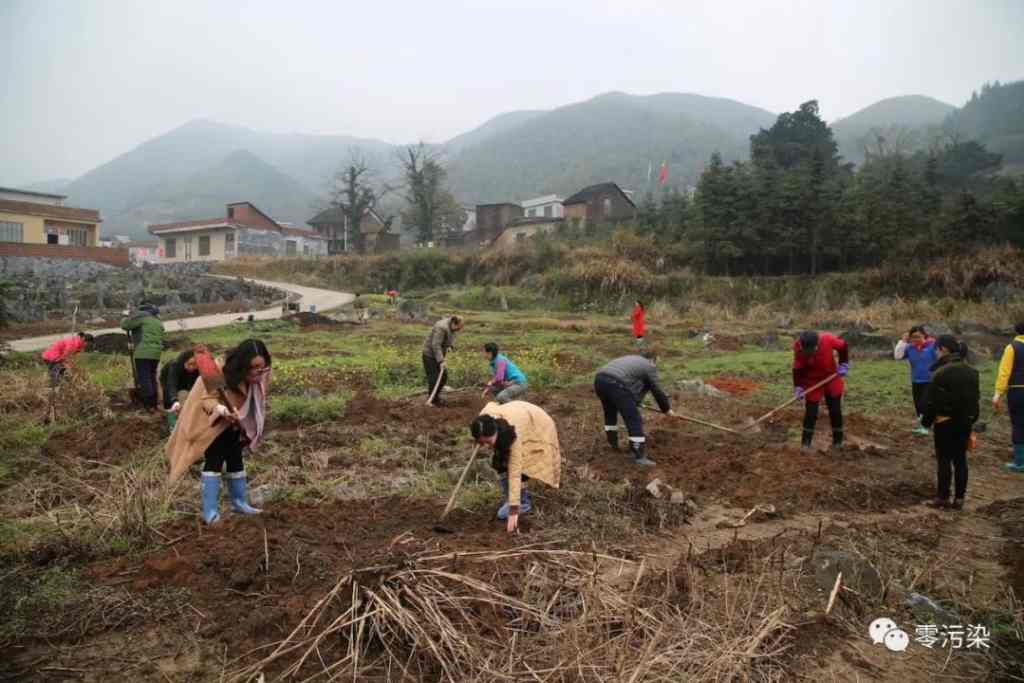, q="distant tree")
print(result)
[326,153,390,253]
[399,143,460,244]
